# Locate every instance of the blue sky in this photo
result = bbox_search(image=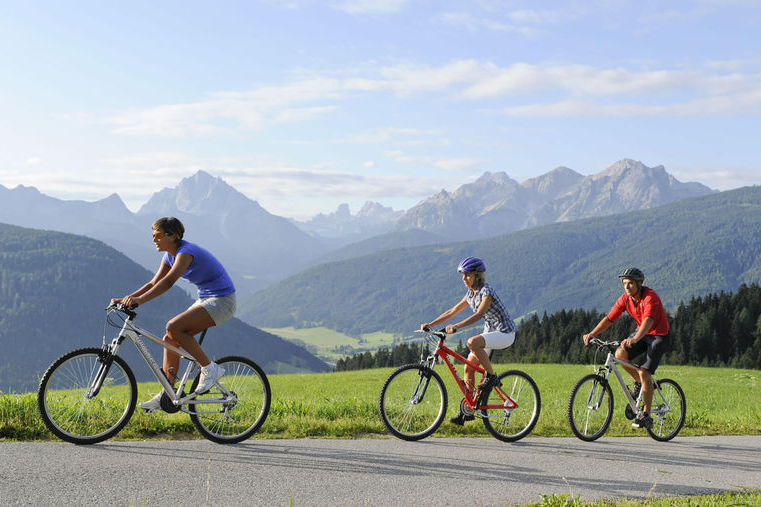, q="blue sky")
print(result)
[1,0,760,219]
